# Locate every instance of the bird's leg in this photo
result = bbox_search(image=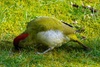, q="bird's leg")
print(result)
[75,40,91,50]
[37,47,54,54]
